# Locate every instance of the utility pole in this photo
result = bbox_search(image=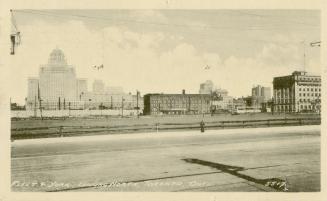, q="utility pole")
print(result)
[136,90,140,118]
[58,97,61,110]
[37,83,43,119]
[34,96,37,117]
[121,97,124,118]
[69,102,71,116]
[100,102,103,116]
[110,96,113,109]
[39,98,43,120]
